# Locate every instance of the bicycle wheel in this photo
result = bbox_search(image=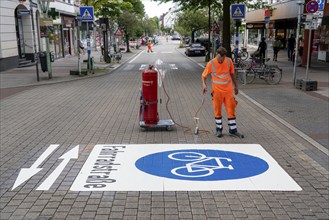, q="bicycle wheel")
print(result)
[231,51,236,62]
[238,69,255,84]
[168,152,206,161]
[240,51,248,60]
[265,67,282,85]
[171,166,214,178]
